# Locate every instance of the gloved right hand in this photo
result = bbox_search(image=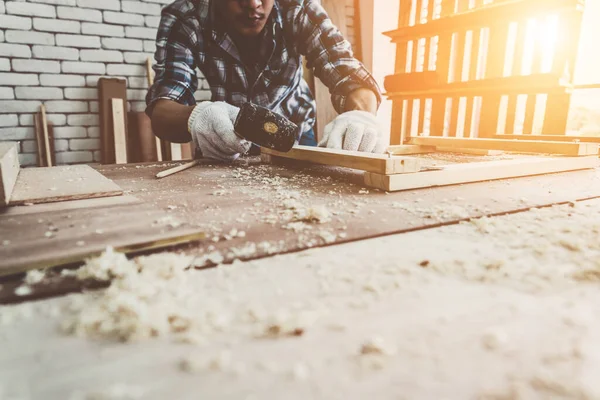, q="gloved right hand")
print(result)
[187,101,251,162]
